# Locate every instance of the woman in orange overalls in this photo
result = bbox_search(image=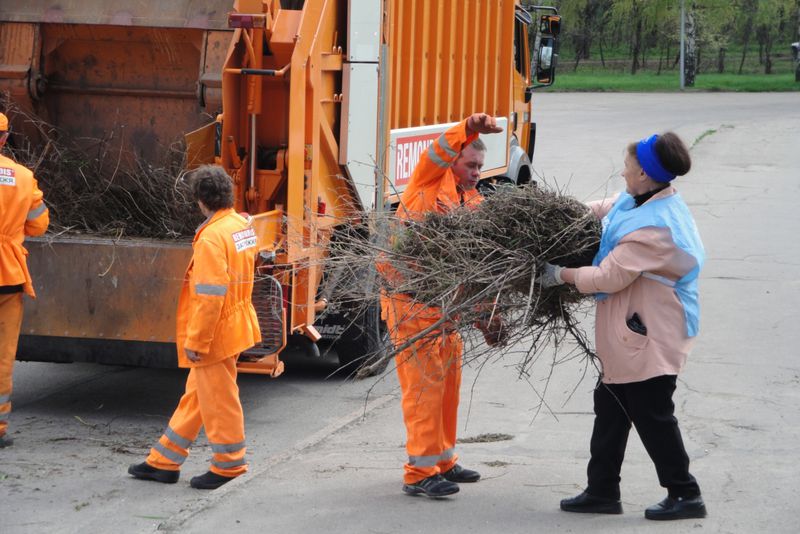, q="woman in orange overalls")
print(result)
[128,165,260,490]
